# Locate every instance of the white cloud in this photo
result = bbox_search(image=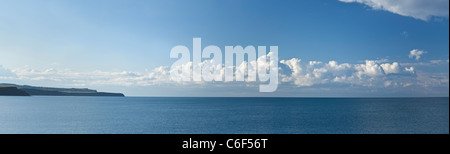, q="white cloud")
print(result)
[354,60,384,78]
[404,67,415,73]
[384,80,392,87]
[326,61,352,71]
[408,49,426,60]
[2,52,278,88]
[380,62,401,74]
[8,66,173,87]
[280,59,416,87]
[430,60,446,64]
[280,58,302,76]
[1,54,446,93]
[339,0,449,21]
[309,61,322,66]
[415,72,449,88]
[401,59,449,67]
[0,65,17,79]
[280,59,329,87]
